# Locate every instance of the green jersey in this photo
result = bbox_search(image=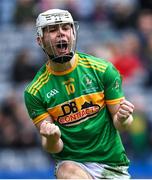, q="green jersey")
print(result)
[24,52,129,166]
